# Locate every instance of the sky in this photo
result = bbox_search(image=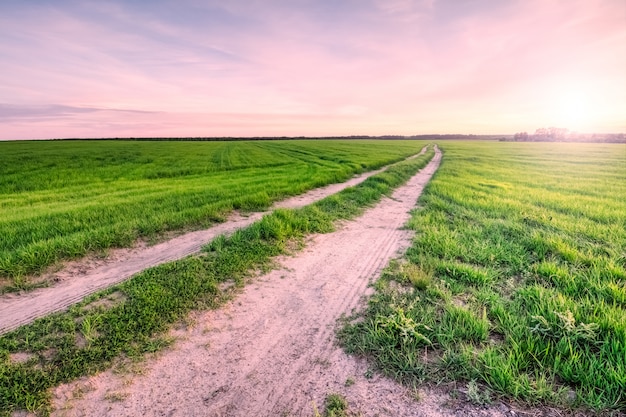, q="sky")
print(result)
[0,0,624,139]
